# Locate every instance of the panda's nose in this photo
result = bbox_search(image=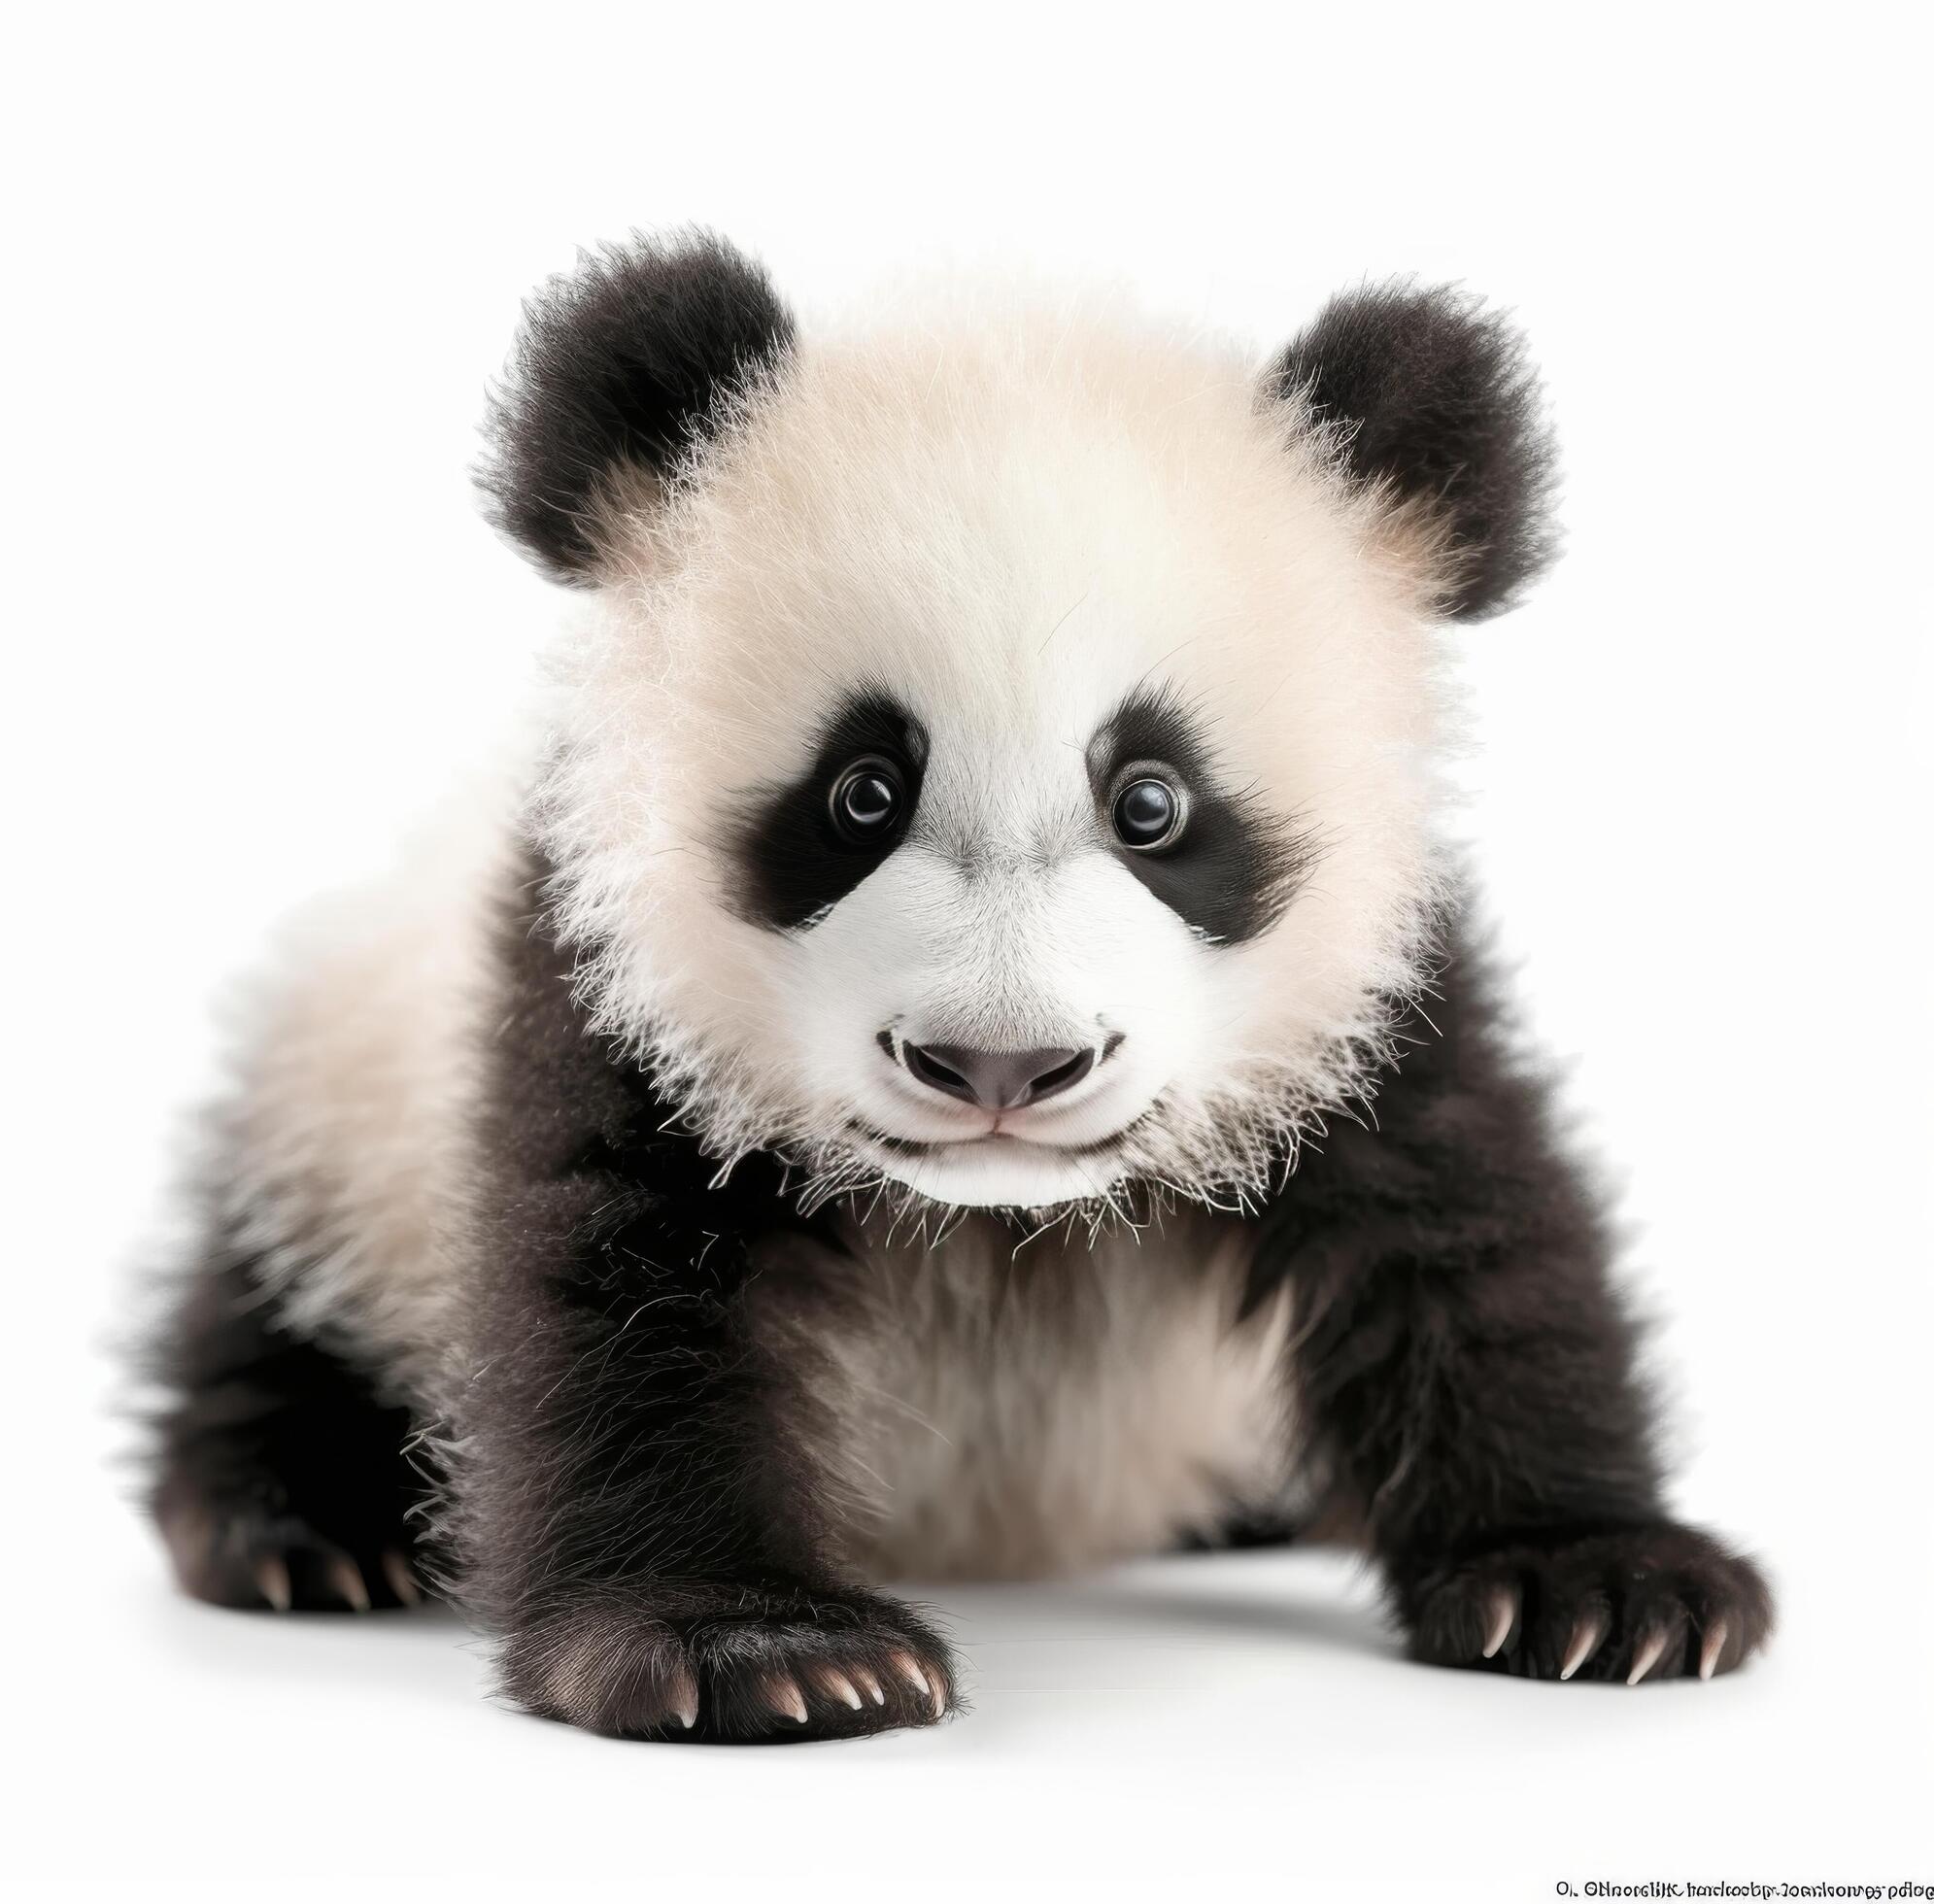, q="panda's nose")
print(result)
[900,1041,1095,1111]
